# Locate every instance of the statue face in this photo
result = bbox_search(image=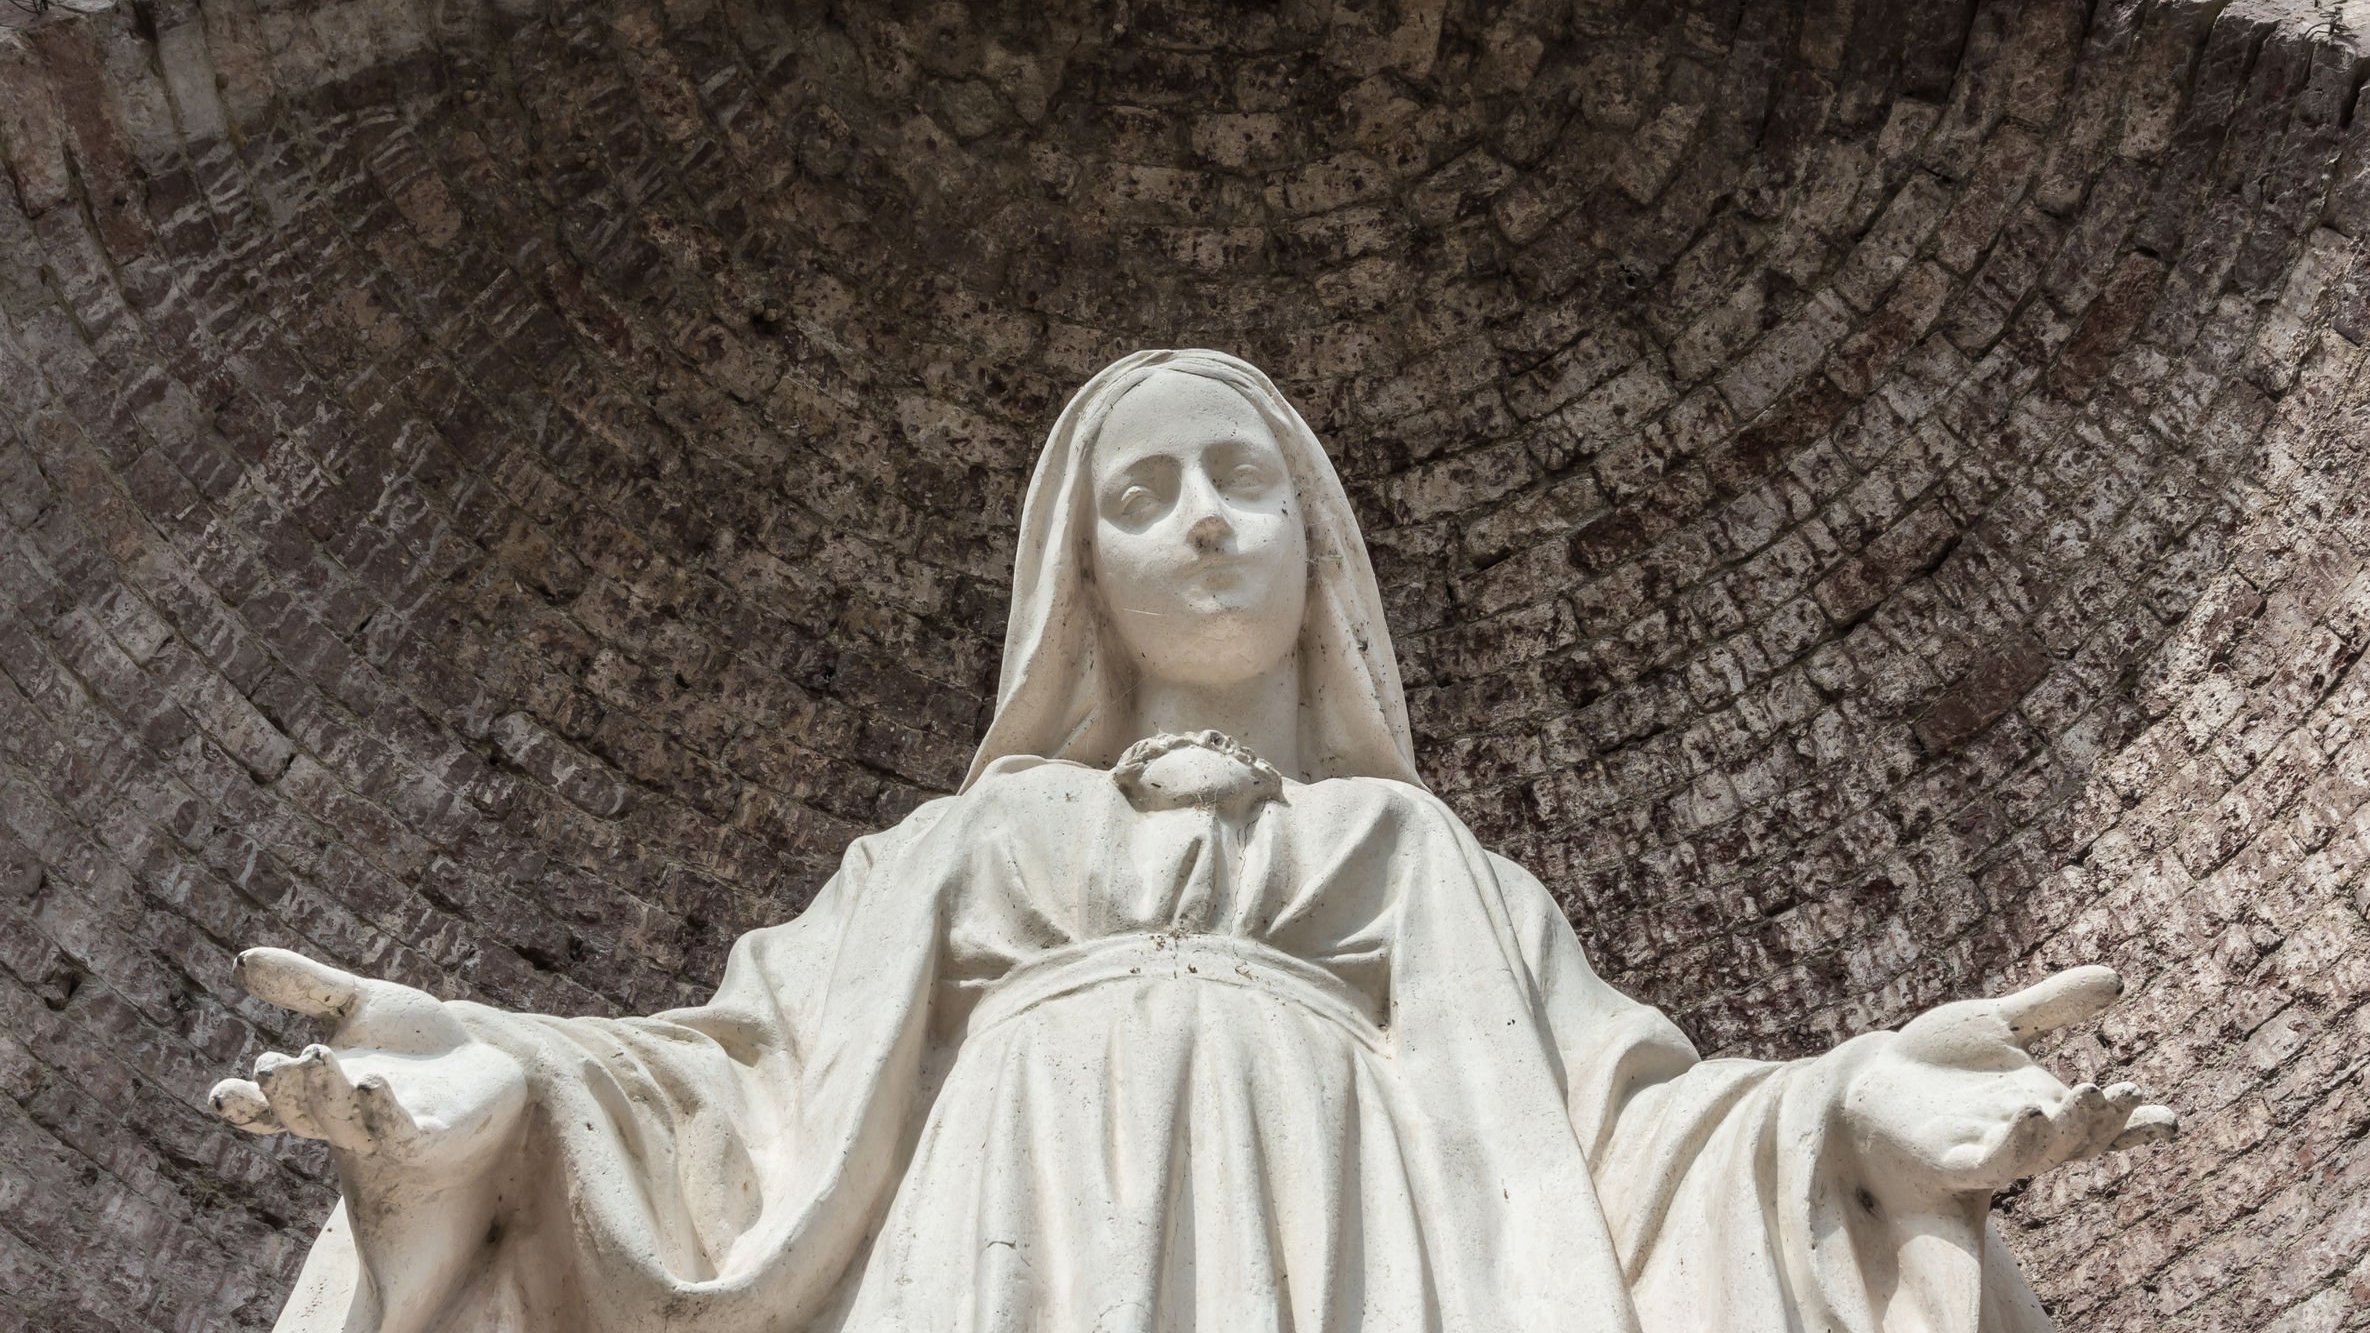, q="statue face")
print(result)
[1088,371,1309,689]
